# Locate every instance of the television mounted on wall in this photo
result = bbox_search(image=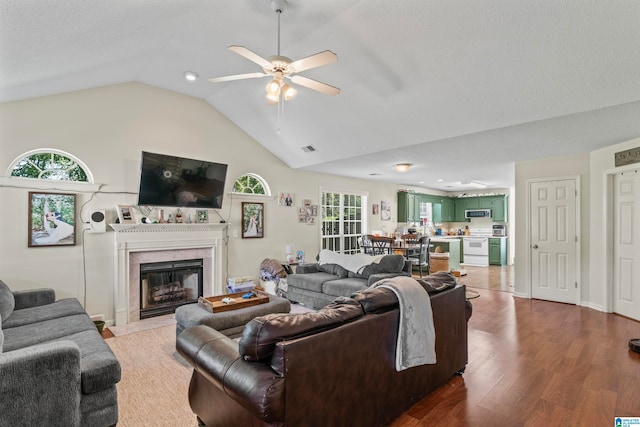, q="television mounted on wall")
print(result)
[137,151,228,209]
